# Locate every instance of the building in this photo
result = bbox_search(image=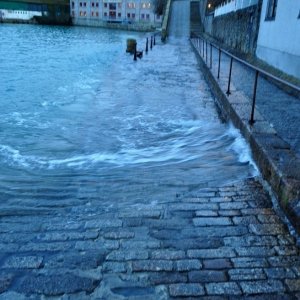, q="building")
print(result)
[256,0,300,79]
[0,0,70,24]
[70,0,162,30]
